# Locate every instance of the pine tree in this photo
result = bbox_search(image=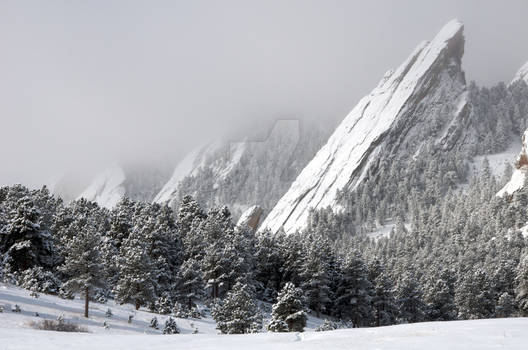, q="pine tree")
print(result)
[268,282,307,332]
[455,268,494,319]
[371,267,398,326]
[58,213,105,318]
[114,228,157,310]
[175,258,205,309]
[0,195,55,272]
[163,317,180,334]
[334,253,373,327]
[301,236,332,317]
[495,292,516,318]
[423,269,456,321]
[515,252,528,316]
[178,195,206,239]
[254,232,283,302]
[212,282,262,334]
[395,272,426,323]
